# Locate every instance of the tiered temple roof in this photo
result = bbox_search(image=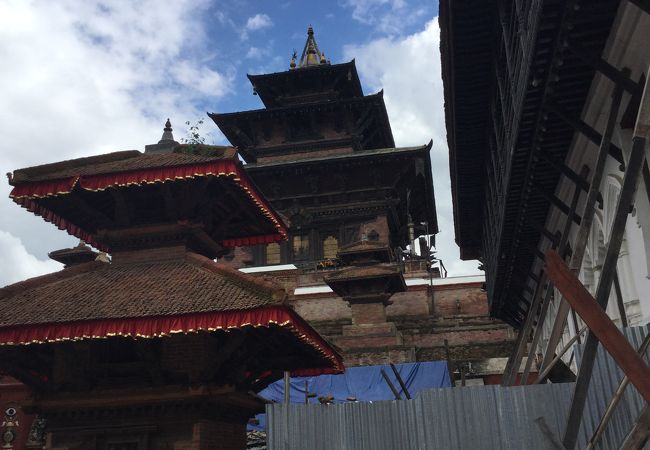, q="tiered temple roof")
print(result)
[210,27,395,163]
[1,139,343,396]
